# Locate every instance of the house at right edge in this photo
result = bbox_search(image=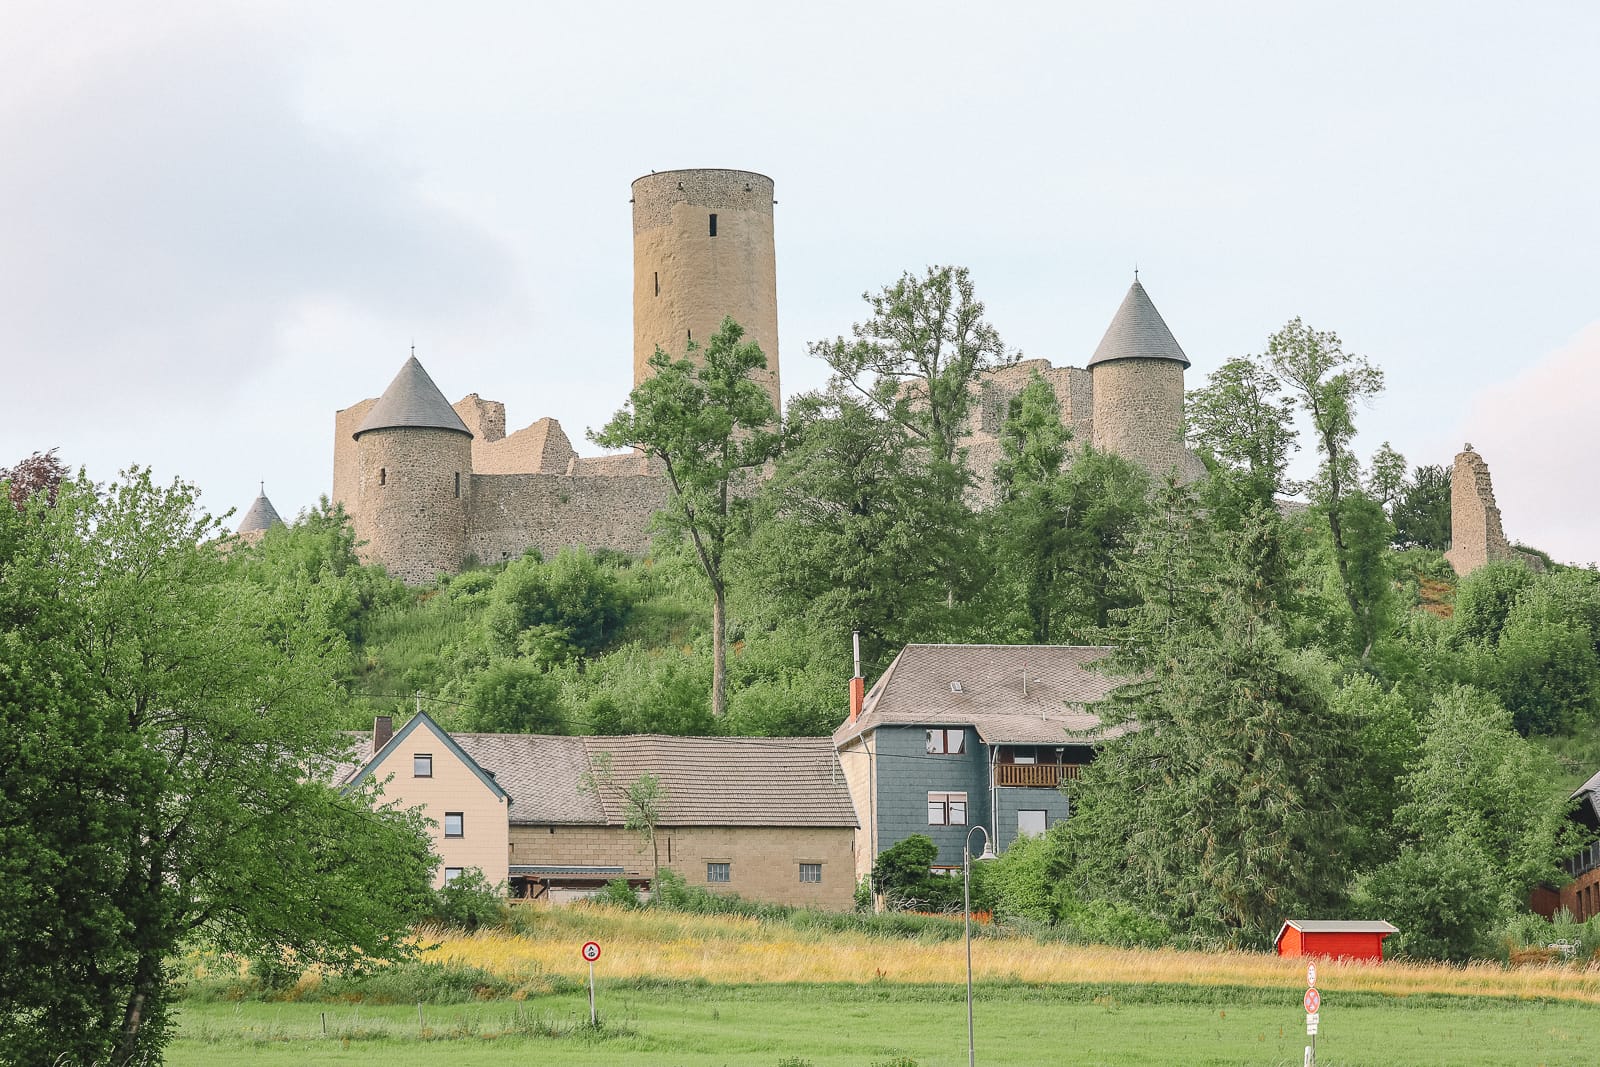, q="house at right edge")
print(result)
[832,644,1128,881]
